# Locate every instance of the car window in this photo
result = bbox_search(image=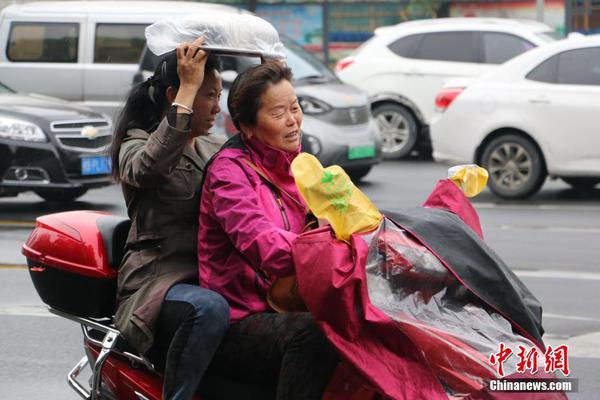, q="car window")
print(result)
[556,47,600,85]
[410,32,477,63]
[481,32,535,64]
[7,22,78,63]
[95,24,147,64]
[138,47,258,75]
[526,54,558,83]
[138,36,334,82]
[388,34,422,58]
[225,56,258,73]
